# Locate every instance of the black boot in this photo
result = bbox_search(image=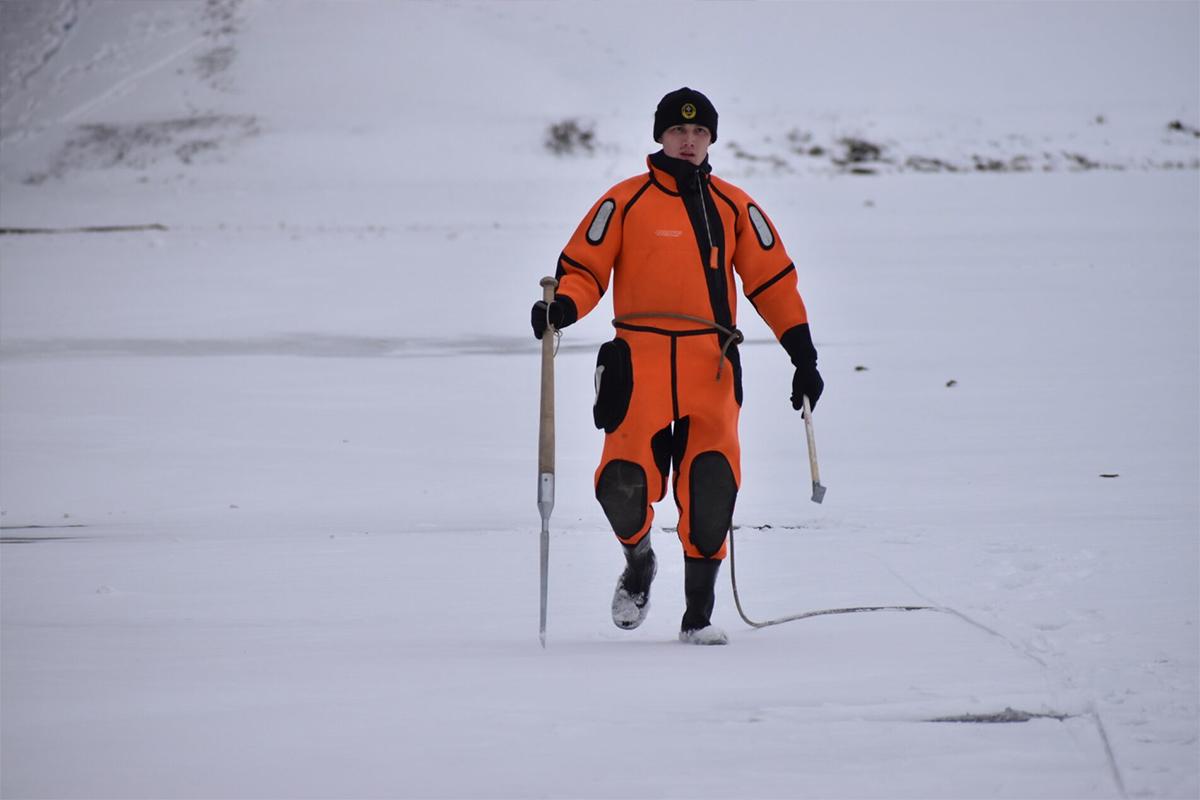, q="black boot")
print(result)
[680,557,728,645]
[611,535,656,630]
